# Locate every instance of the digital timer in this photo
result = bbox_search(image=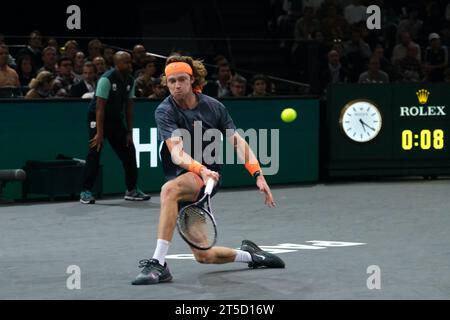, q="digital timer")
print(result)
[401,129,444,150]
